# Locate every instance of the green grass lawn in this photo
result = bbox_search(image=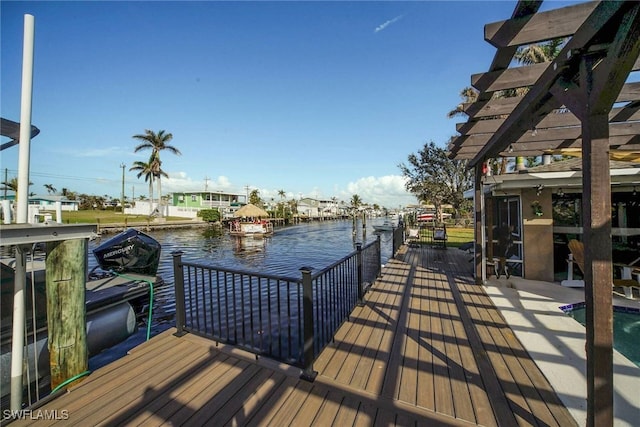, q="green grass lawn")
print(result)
[58,210,187,224]
[445,227,474,247]
[414,226,474,248]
